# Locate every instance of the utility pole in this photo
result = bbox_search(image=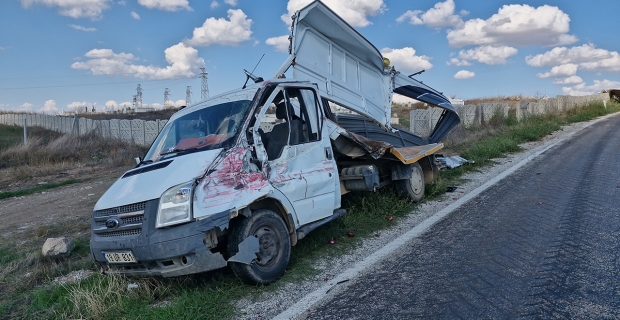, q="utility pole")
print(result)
[164,88,171,109]
[200,67,209,100]
[186,86,192,107]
